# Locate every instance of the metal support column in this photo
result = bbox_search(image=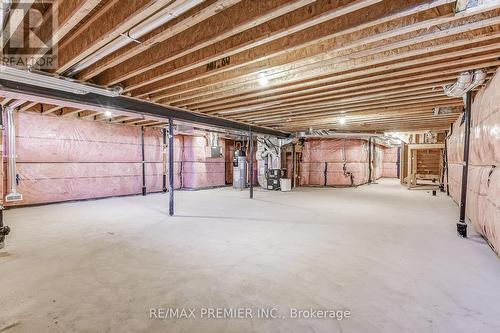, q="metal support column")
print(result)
[396,146,401,179]
[457,90,472,238]
[291,143,296,188]
[249,128,254,199]
[441,133,448,193]
[162,128,167,192]
[141,126,146,196]
[368,138,372,183]
[168,118,174,216]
